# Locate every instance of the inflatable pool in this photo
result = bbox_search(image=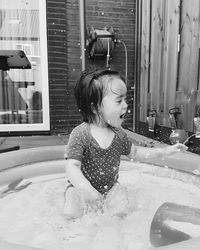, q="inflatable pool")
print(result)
[0,145,200,250]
